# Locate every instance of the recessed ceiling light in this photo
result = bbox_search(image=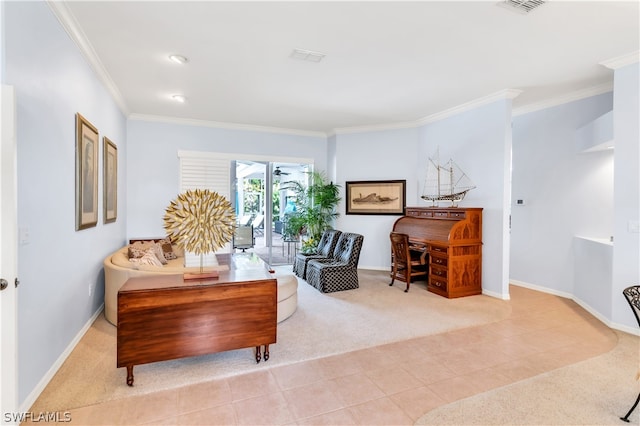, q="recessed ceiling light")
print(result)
[290,48,326,63]
[169,54,188,64]
[171,94,186,103]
